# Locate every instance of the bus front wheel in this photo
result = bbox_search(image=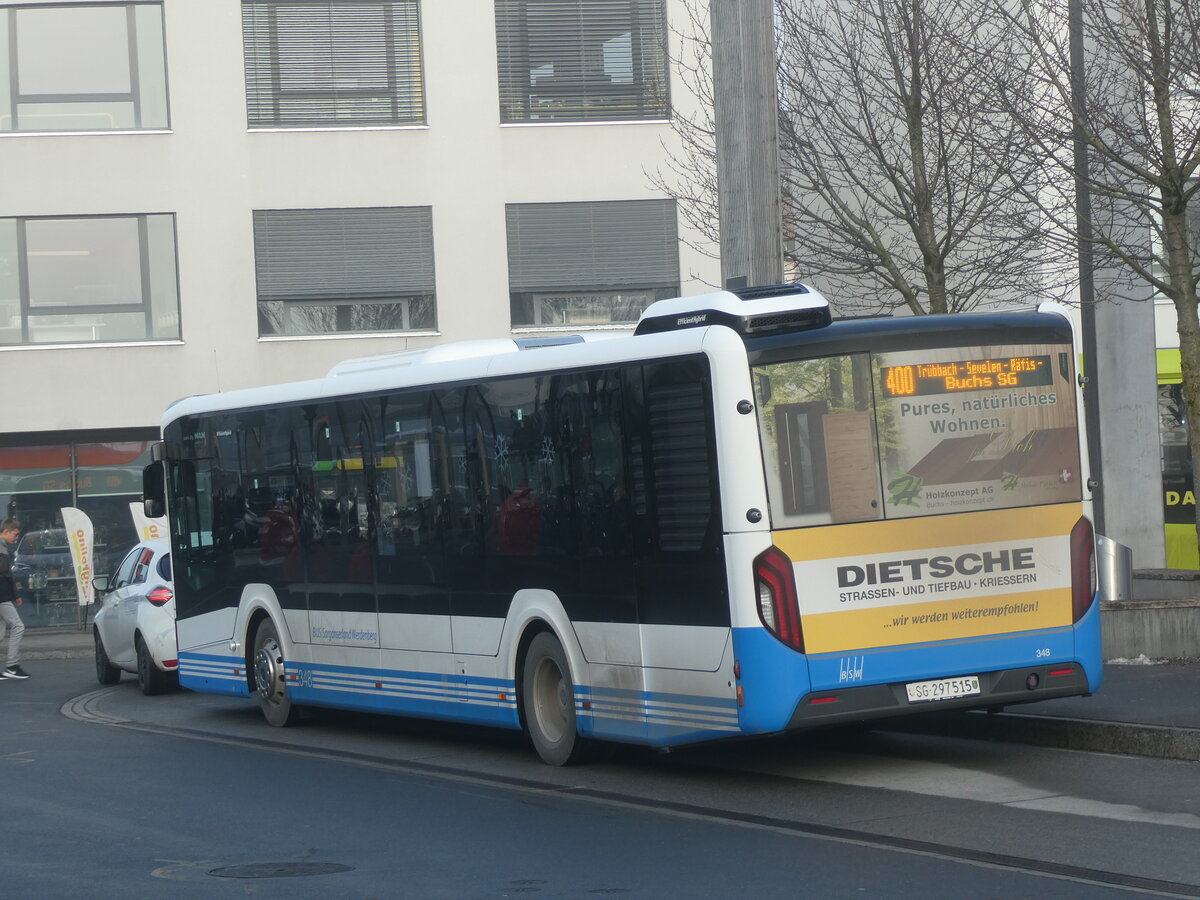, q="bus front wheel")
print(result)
[522,632,589,766]
[253,619,300,727]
